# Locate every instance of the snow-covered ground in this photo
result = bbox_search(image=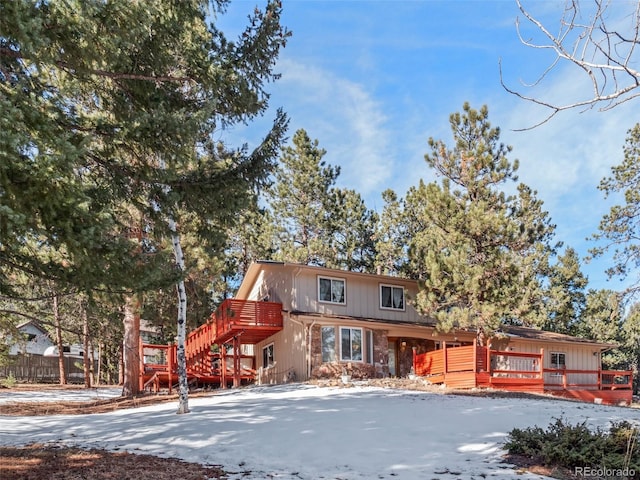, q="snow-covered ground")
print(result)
[0,386,121,404]
[1,384,638,479]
